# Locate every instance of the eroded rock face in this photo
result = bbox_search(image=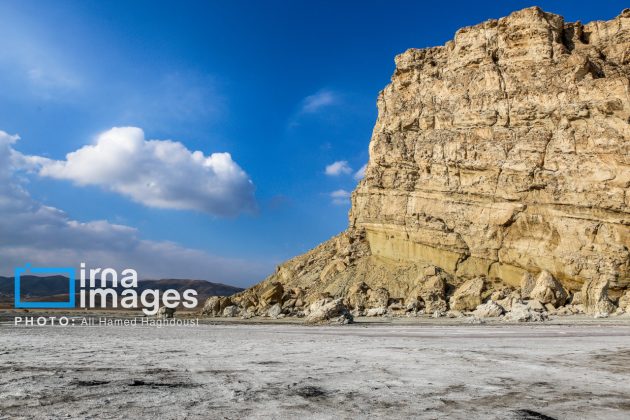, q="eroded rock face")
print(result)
[204,7,629,319]
[351,7,630,295]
